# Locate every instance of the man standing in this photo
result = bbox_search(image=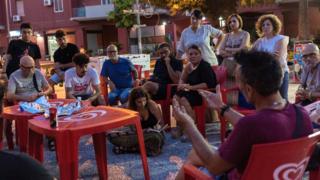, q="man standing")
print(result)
[100,44,139,105]
[296,43,320,105]
[65,53,105,106]
[7,56,52,102]
[49,30,79,86]
[4,23,41,78]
